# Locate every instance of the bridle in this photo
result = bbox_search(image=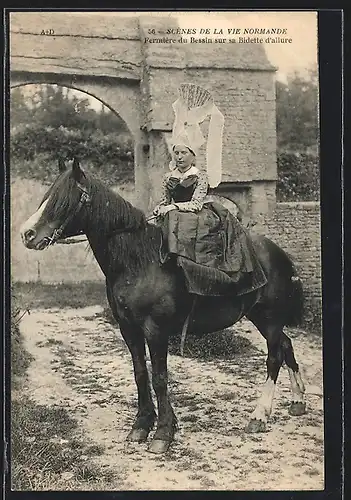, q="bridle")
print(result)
[45,183,91,246]
[43,181,158,247]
